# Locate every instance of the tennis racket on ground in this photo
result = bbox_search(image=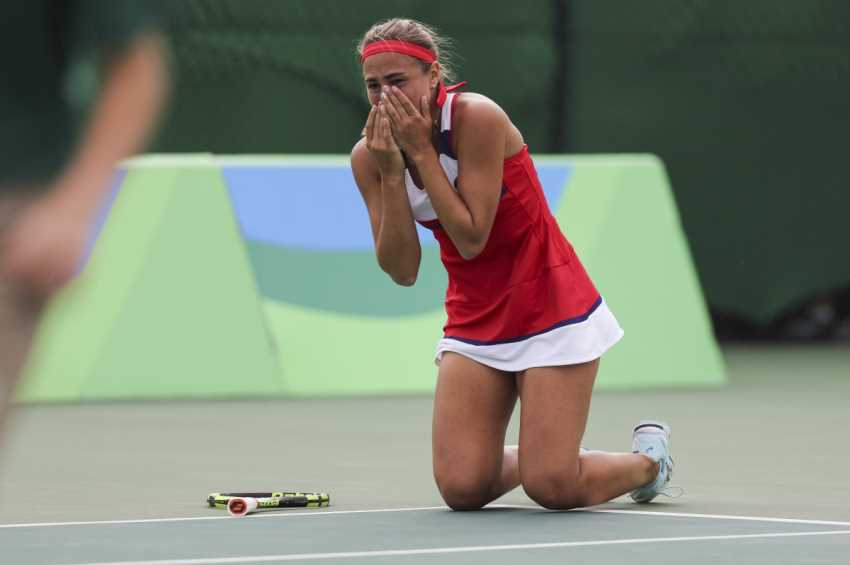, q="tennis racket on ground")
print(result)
[207,492,330,517]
